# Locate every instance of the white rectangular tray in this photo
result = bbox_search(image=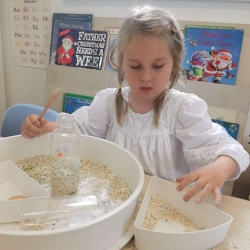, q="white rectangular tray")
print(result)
[0,161,50,224]
[134,176,233,250]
